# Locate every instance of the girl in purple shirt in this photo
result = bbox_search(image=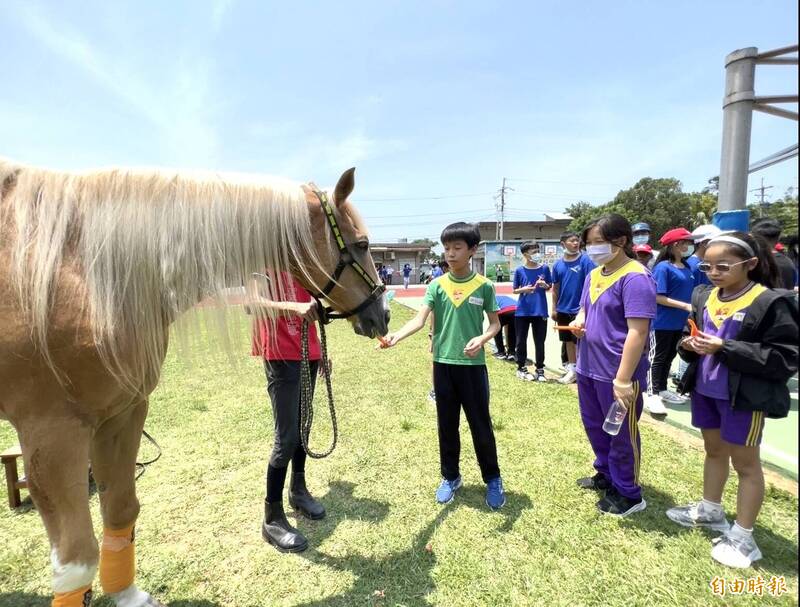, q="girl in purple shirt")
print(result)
[669,232,798,569]
[571,214,656,517]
